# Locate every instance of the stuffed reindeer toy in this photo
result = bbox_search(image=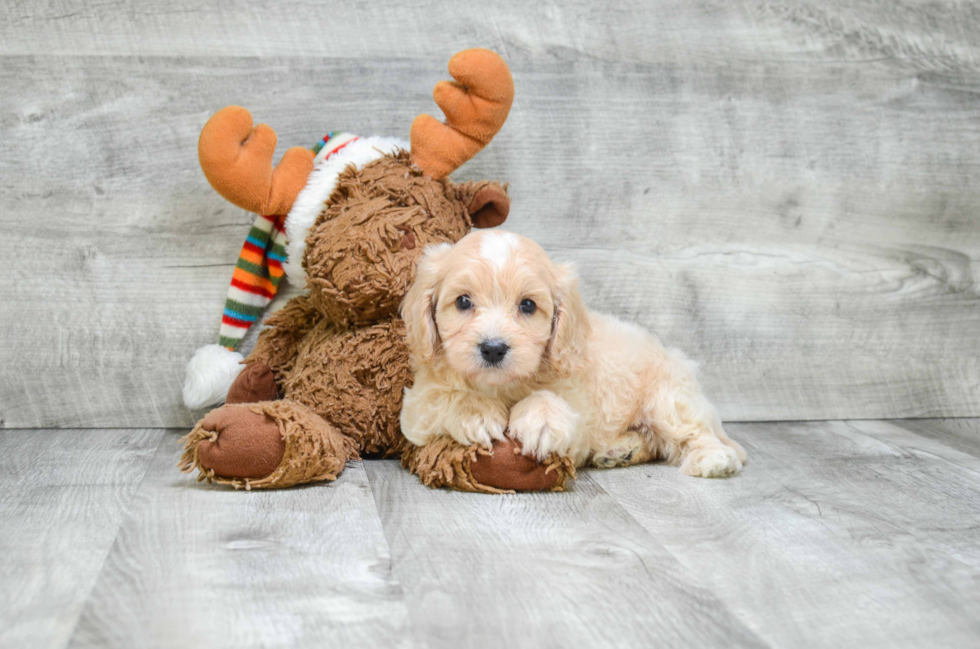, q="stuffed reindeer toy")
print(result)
[180,49,574,492]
